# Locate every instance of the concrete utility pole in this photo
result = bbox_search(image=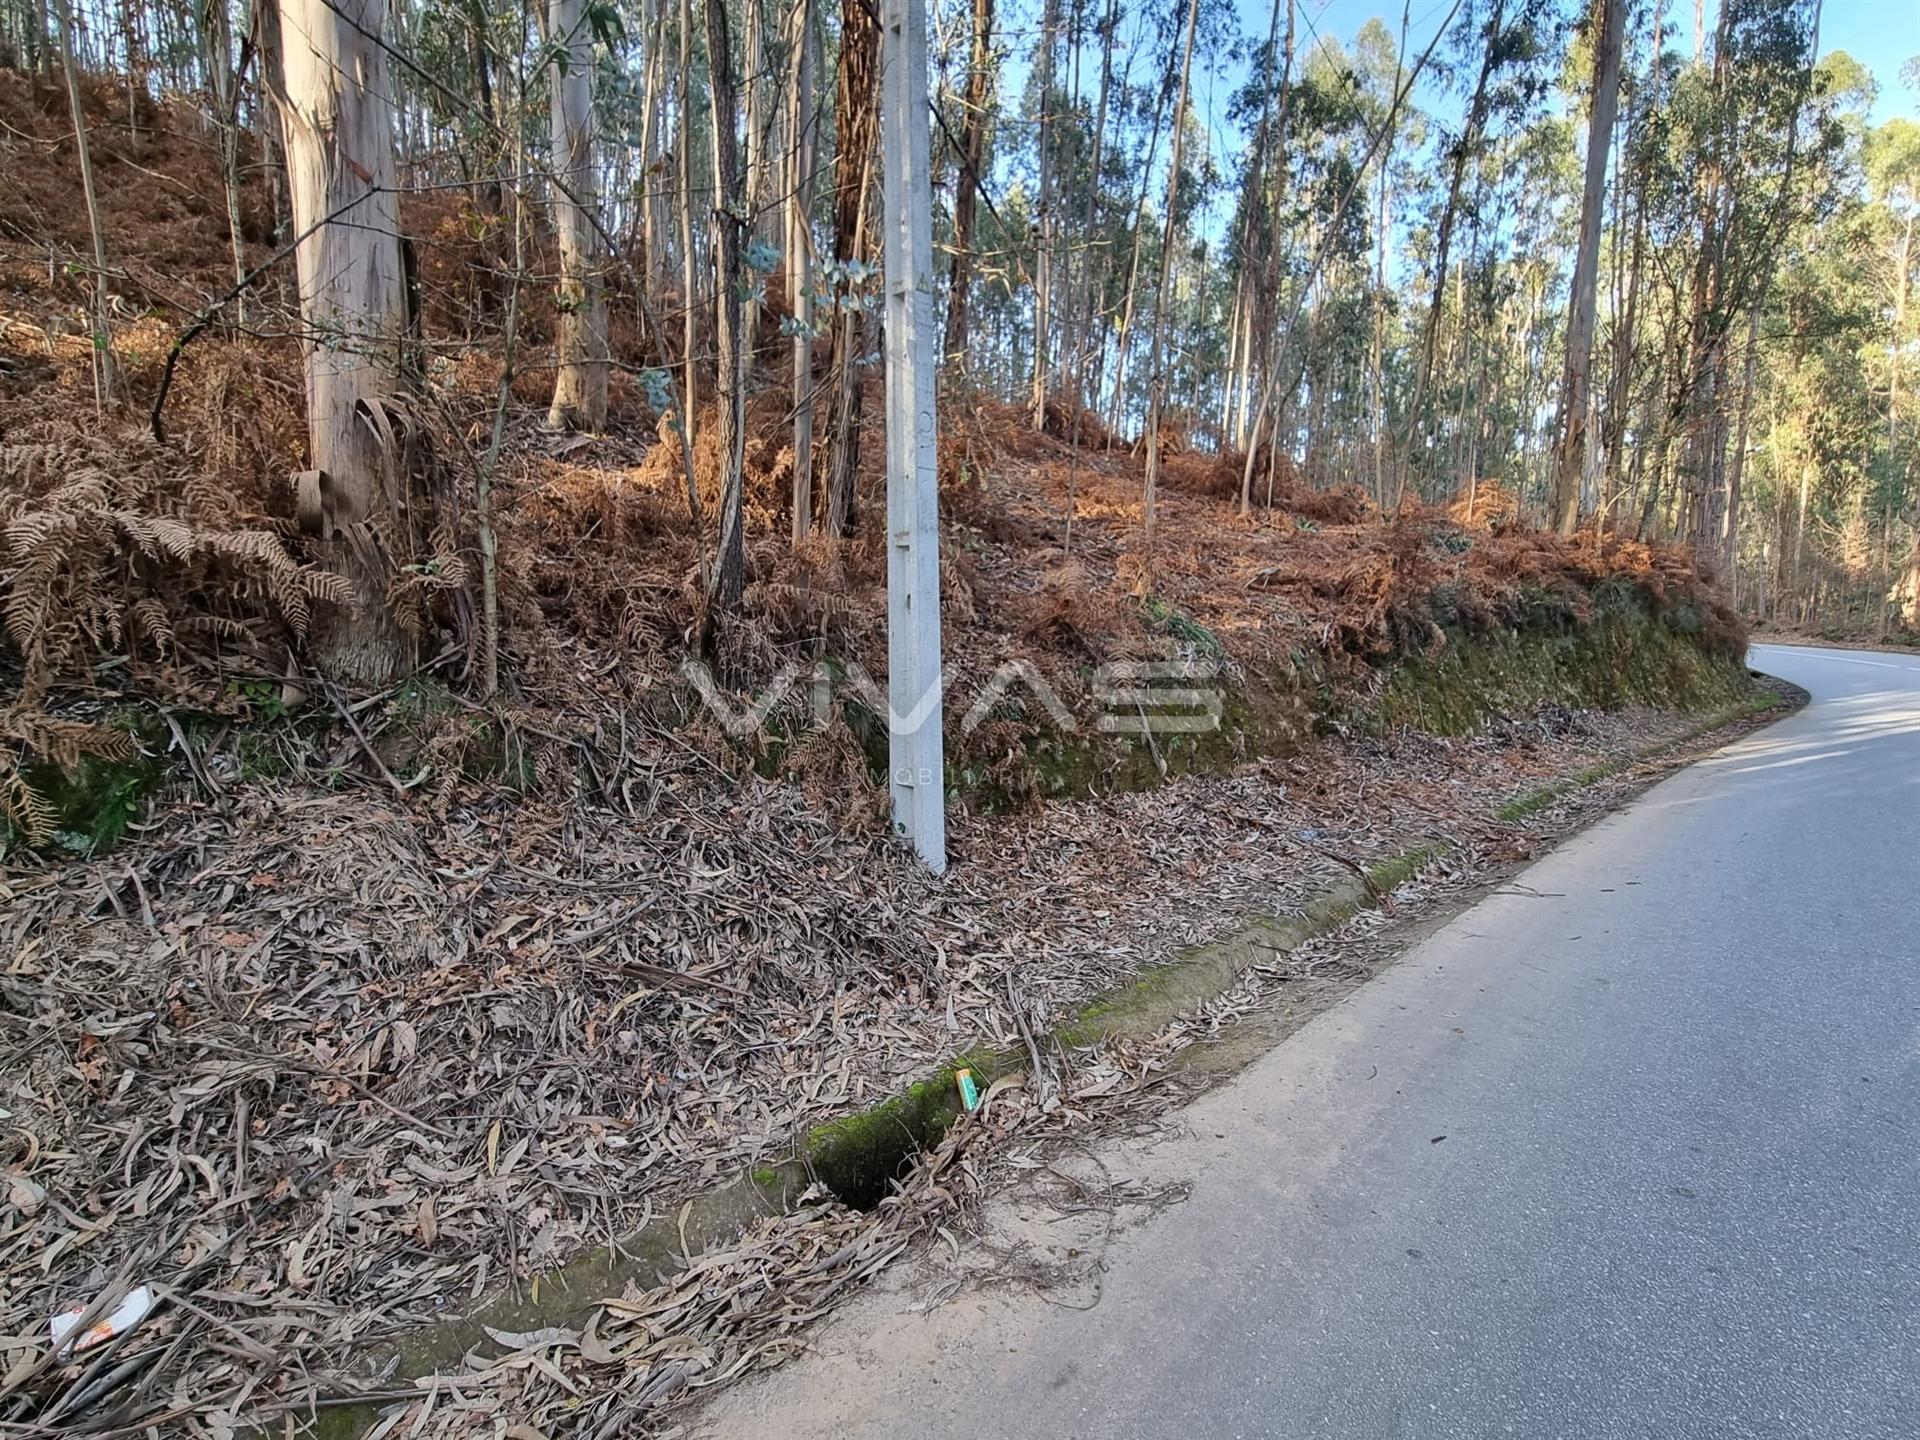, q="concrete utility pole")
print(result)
[879,0,947,872]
